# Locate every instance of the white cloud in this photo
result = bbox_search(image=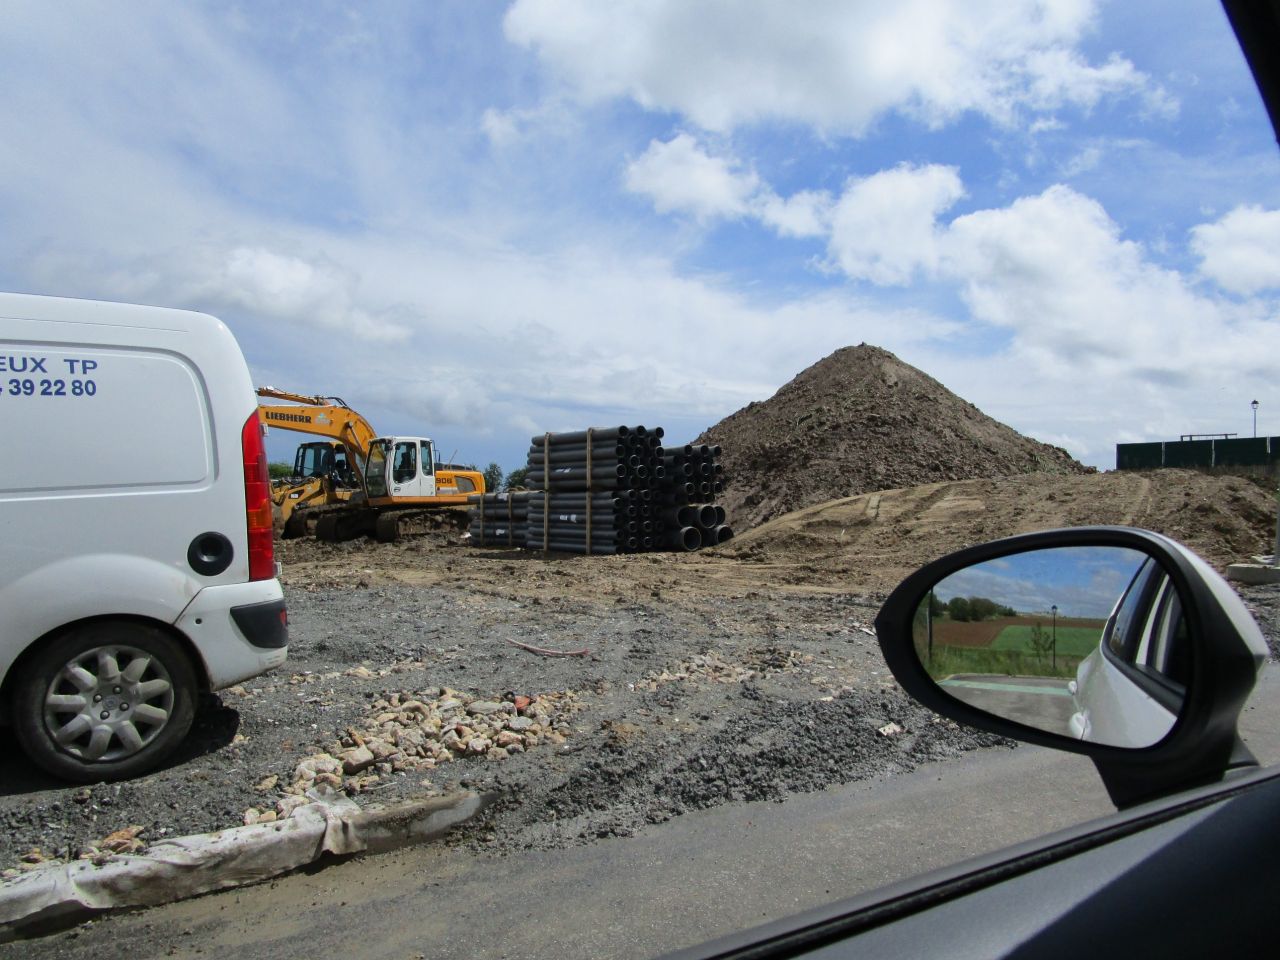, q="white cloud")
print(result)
[504,0,1173,135]
[196,246,412,343]
[624,147,970,289]
[626,134,837,237]
[941,185,1269,369]
[624,134,760,221]
[754,172,1278,398]
[1029,117,1067,134]
[1059,145,1102,177]
[756,190,833,239]
[1190,205,1280,296]
[1024,49,1175,117]
[927,185,1280,464]
[827,164,965,284]
[481,99,580,149]
[481,107,522,148]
